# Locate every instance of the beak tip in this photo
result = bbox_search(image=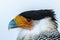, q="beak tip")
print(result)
[8,19,17,30]
[8,27,11,30]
